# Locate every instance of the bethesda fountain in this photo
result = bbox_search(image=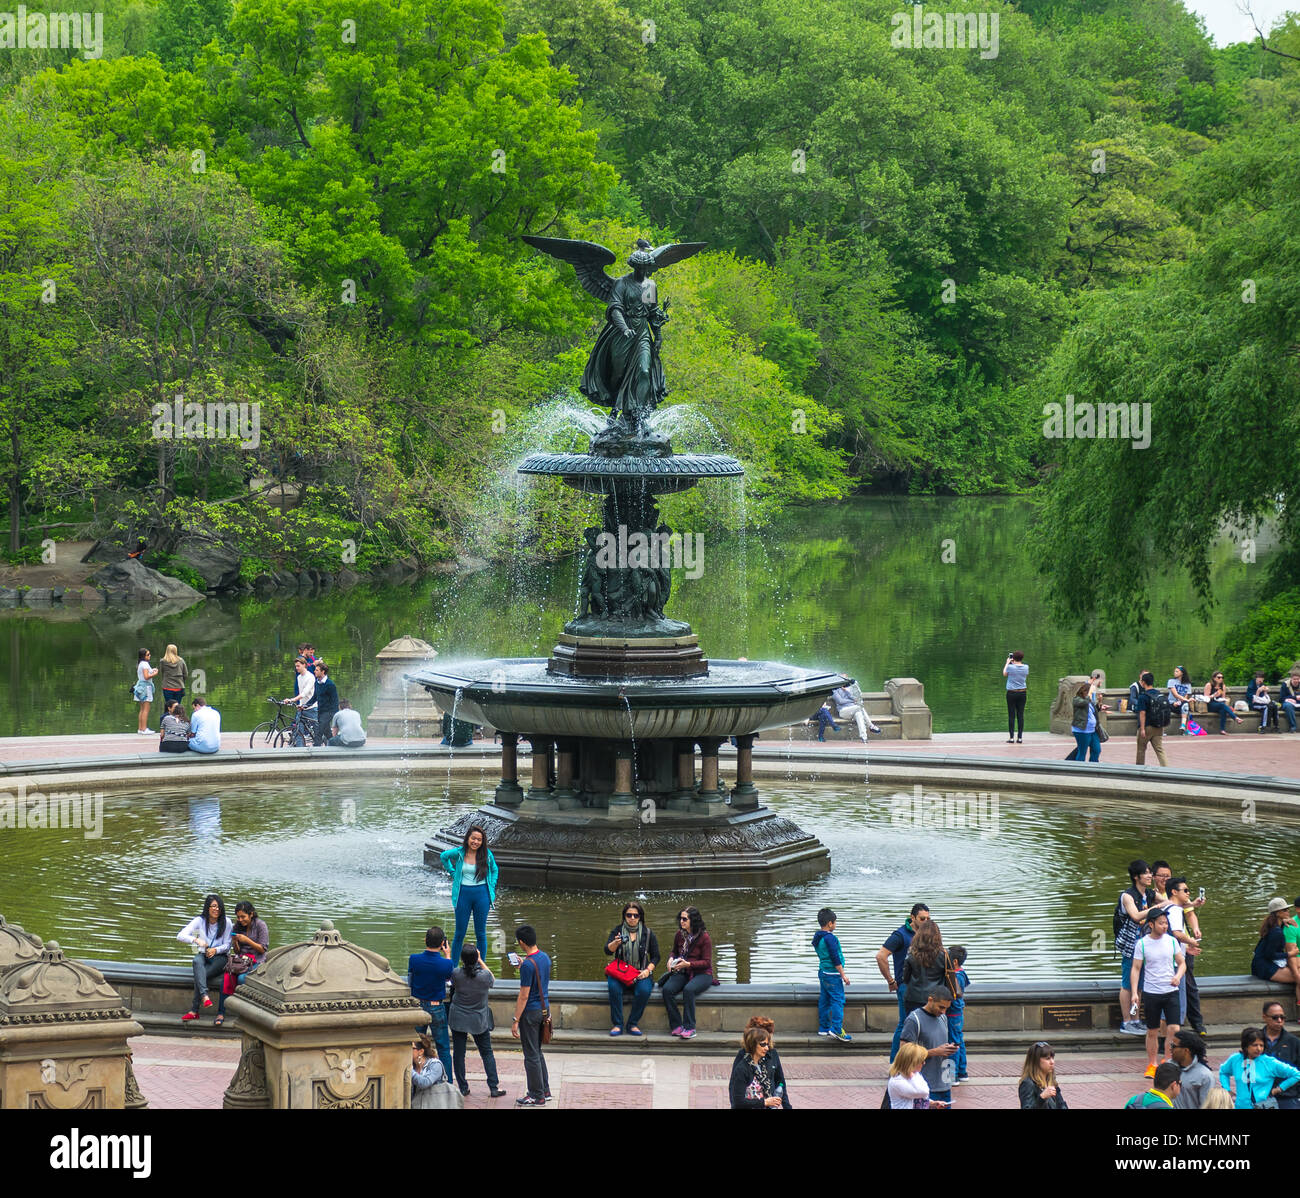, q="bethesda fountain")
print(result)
[412,234,848,888]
